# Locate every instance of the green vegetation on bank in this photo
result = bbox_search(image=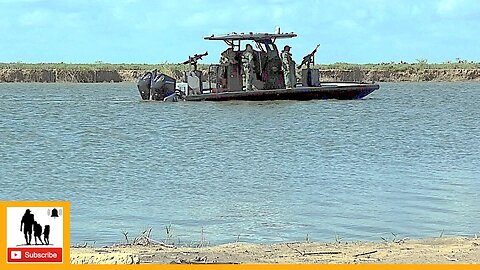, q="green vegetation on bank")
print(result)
[317,60,480,72]
[1,59,479,72]
[0,62,193,73]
